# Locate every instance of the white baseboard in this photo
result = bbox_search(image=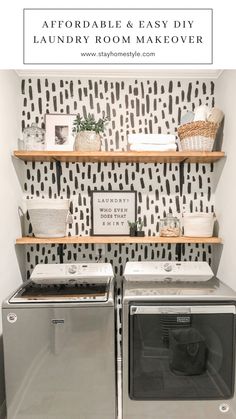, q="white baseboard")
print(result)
[0,400,6,419]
